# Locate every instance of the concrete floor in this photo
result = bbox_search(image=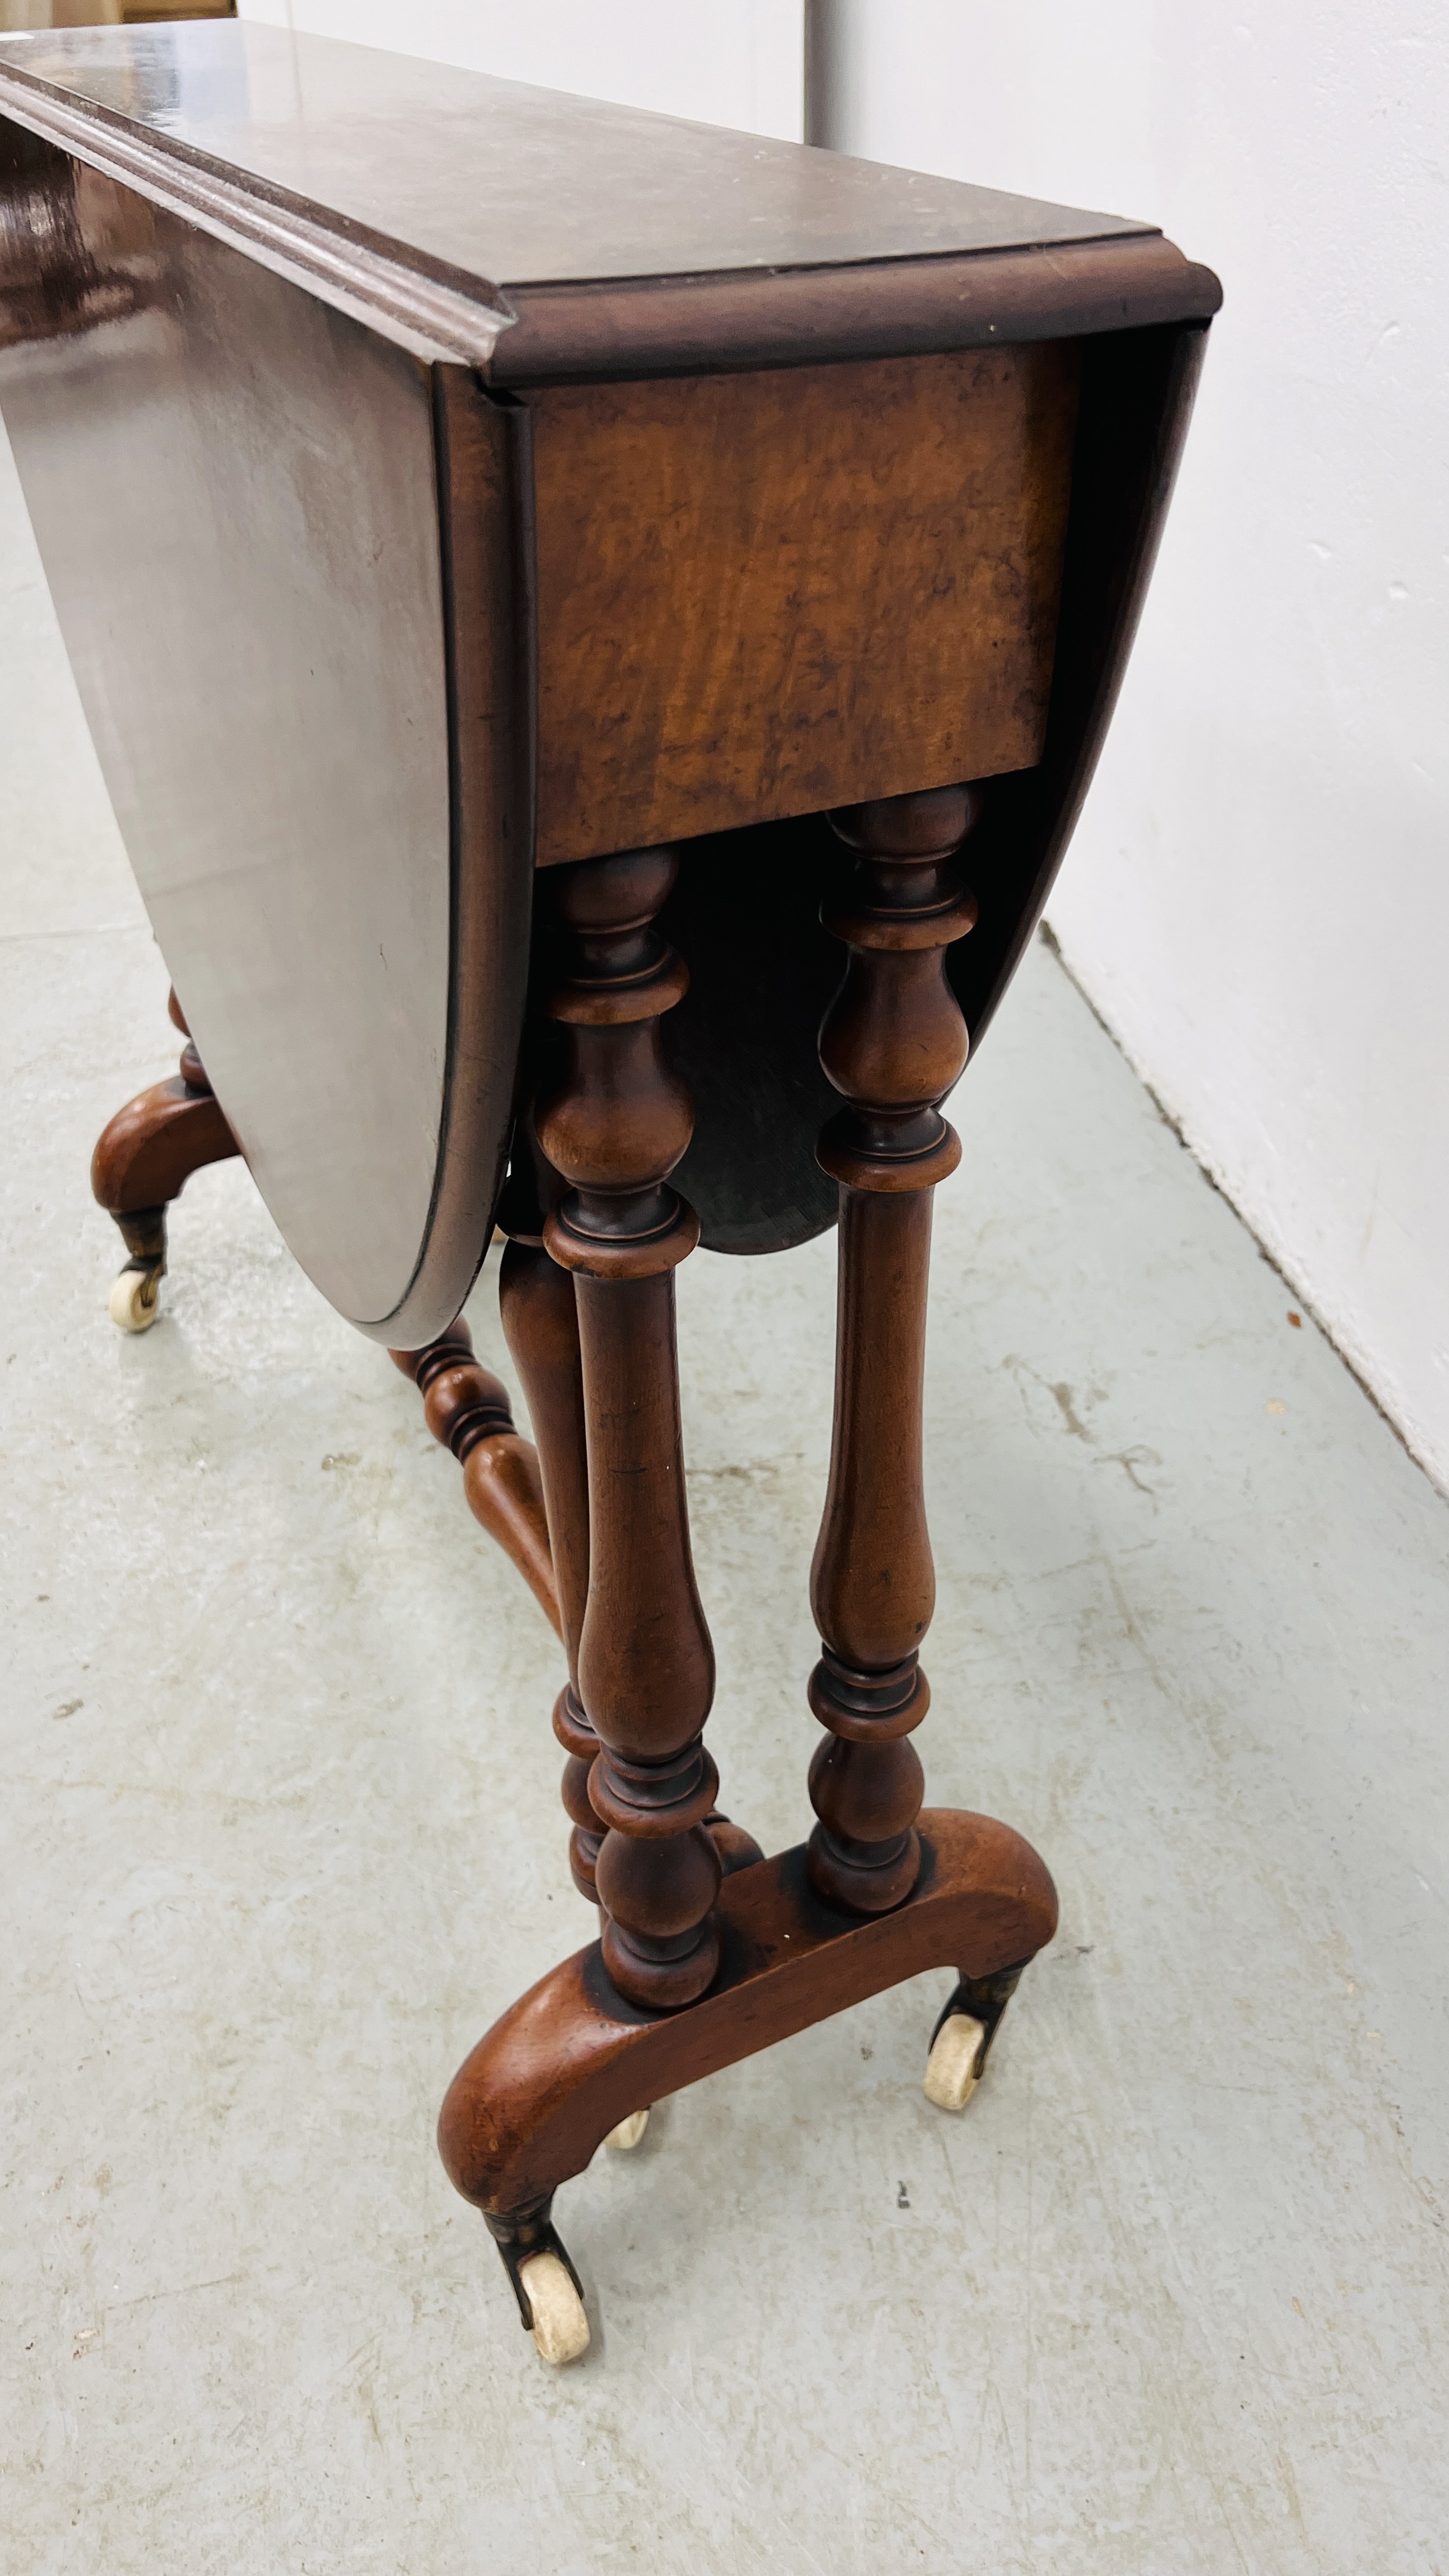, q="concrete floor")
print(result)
[4,431,1449,2576]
